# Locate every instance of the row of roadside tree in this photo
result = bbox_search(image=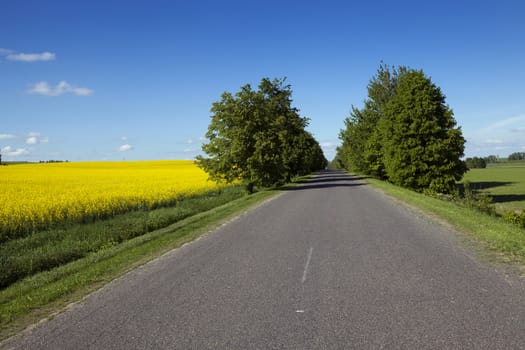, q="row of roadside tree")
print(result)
[196,66,515,194]
[196,78,327,191]
[335,64,467,194]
